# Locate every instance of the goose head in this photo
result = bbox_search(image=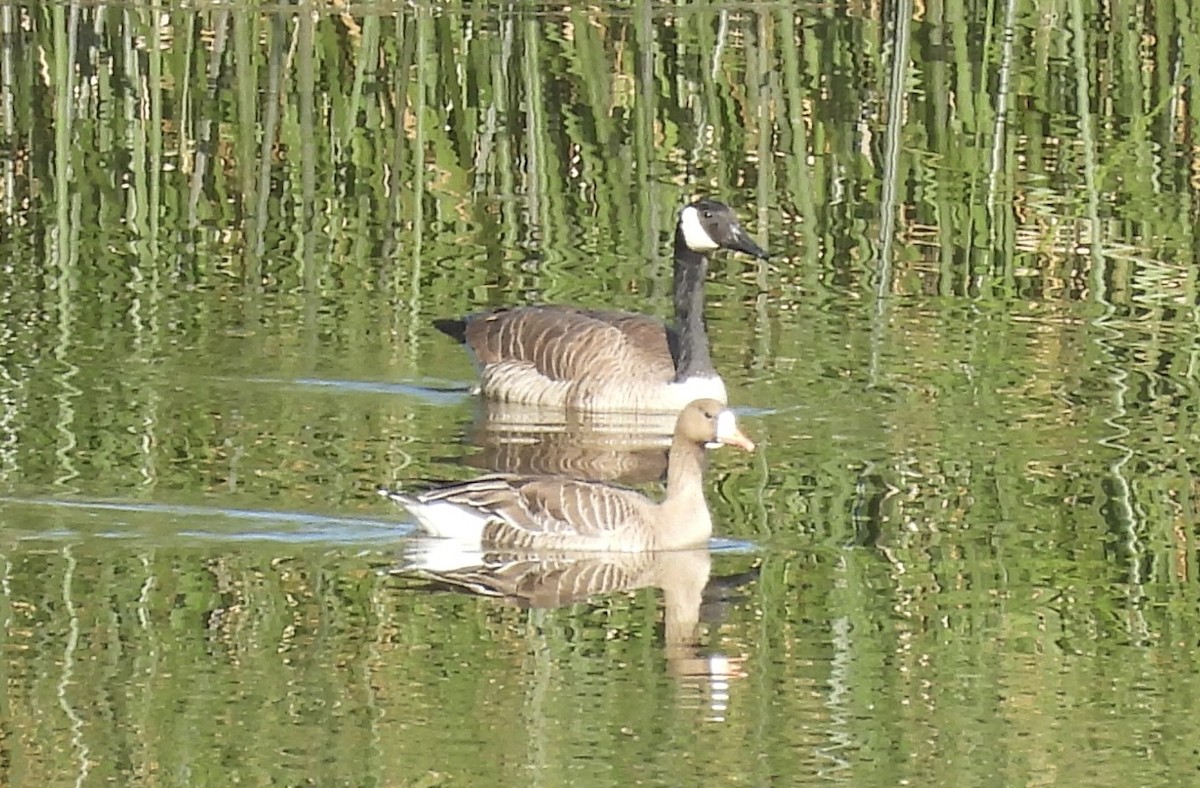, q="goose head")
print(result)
[677,398,756,452]
[677,200,769,259]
